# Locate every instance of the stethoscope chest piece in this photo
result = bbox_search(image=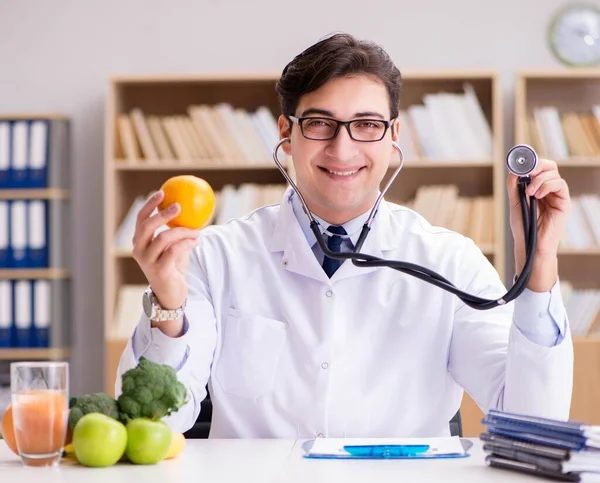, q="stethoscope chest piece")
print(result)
[506,144,538,177]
